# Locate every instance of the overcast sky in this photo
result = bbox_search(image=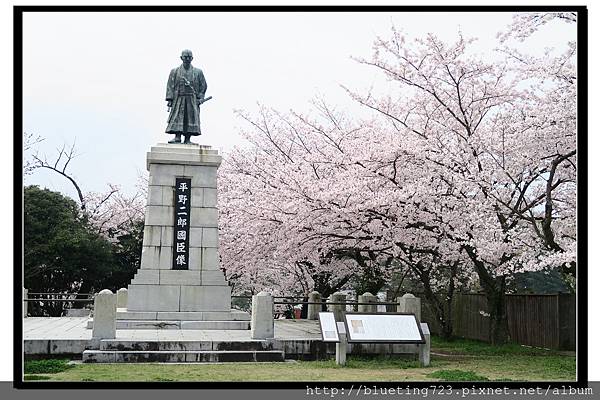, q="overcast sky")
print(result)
[22,11,575,199]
